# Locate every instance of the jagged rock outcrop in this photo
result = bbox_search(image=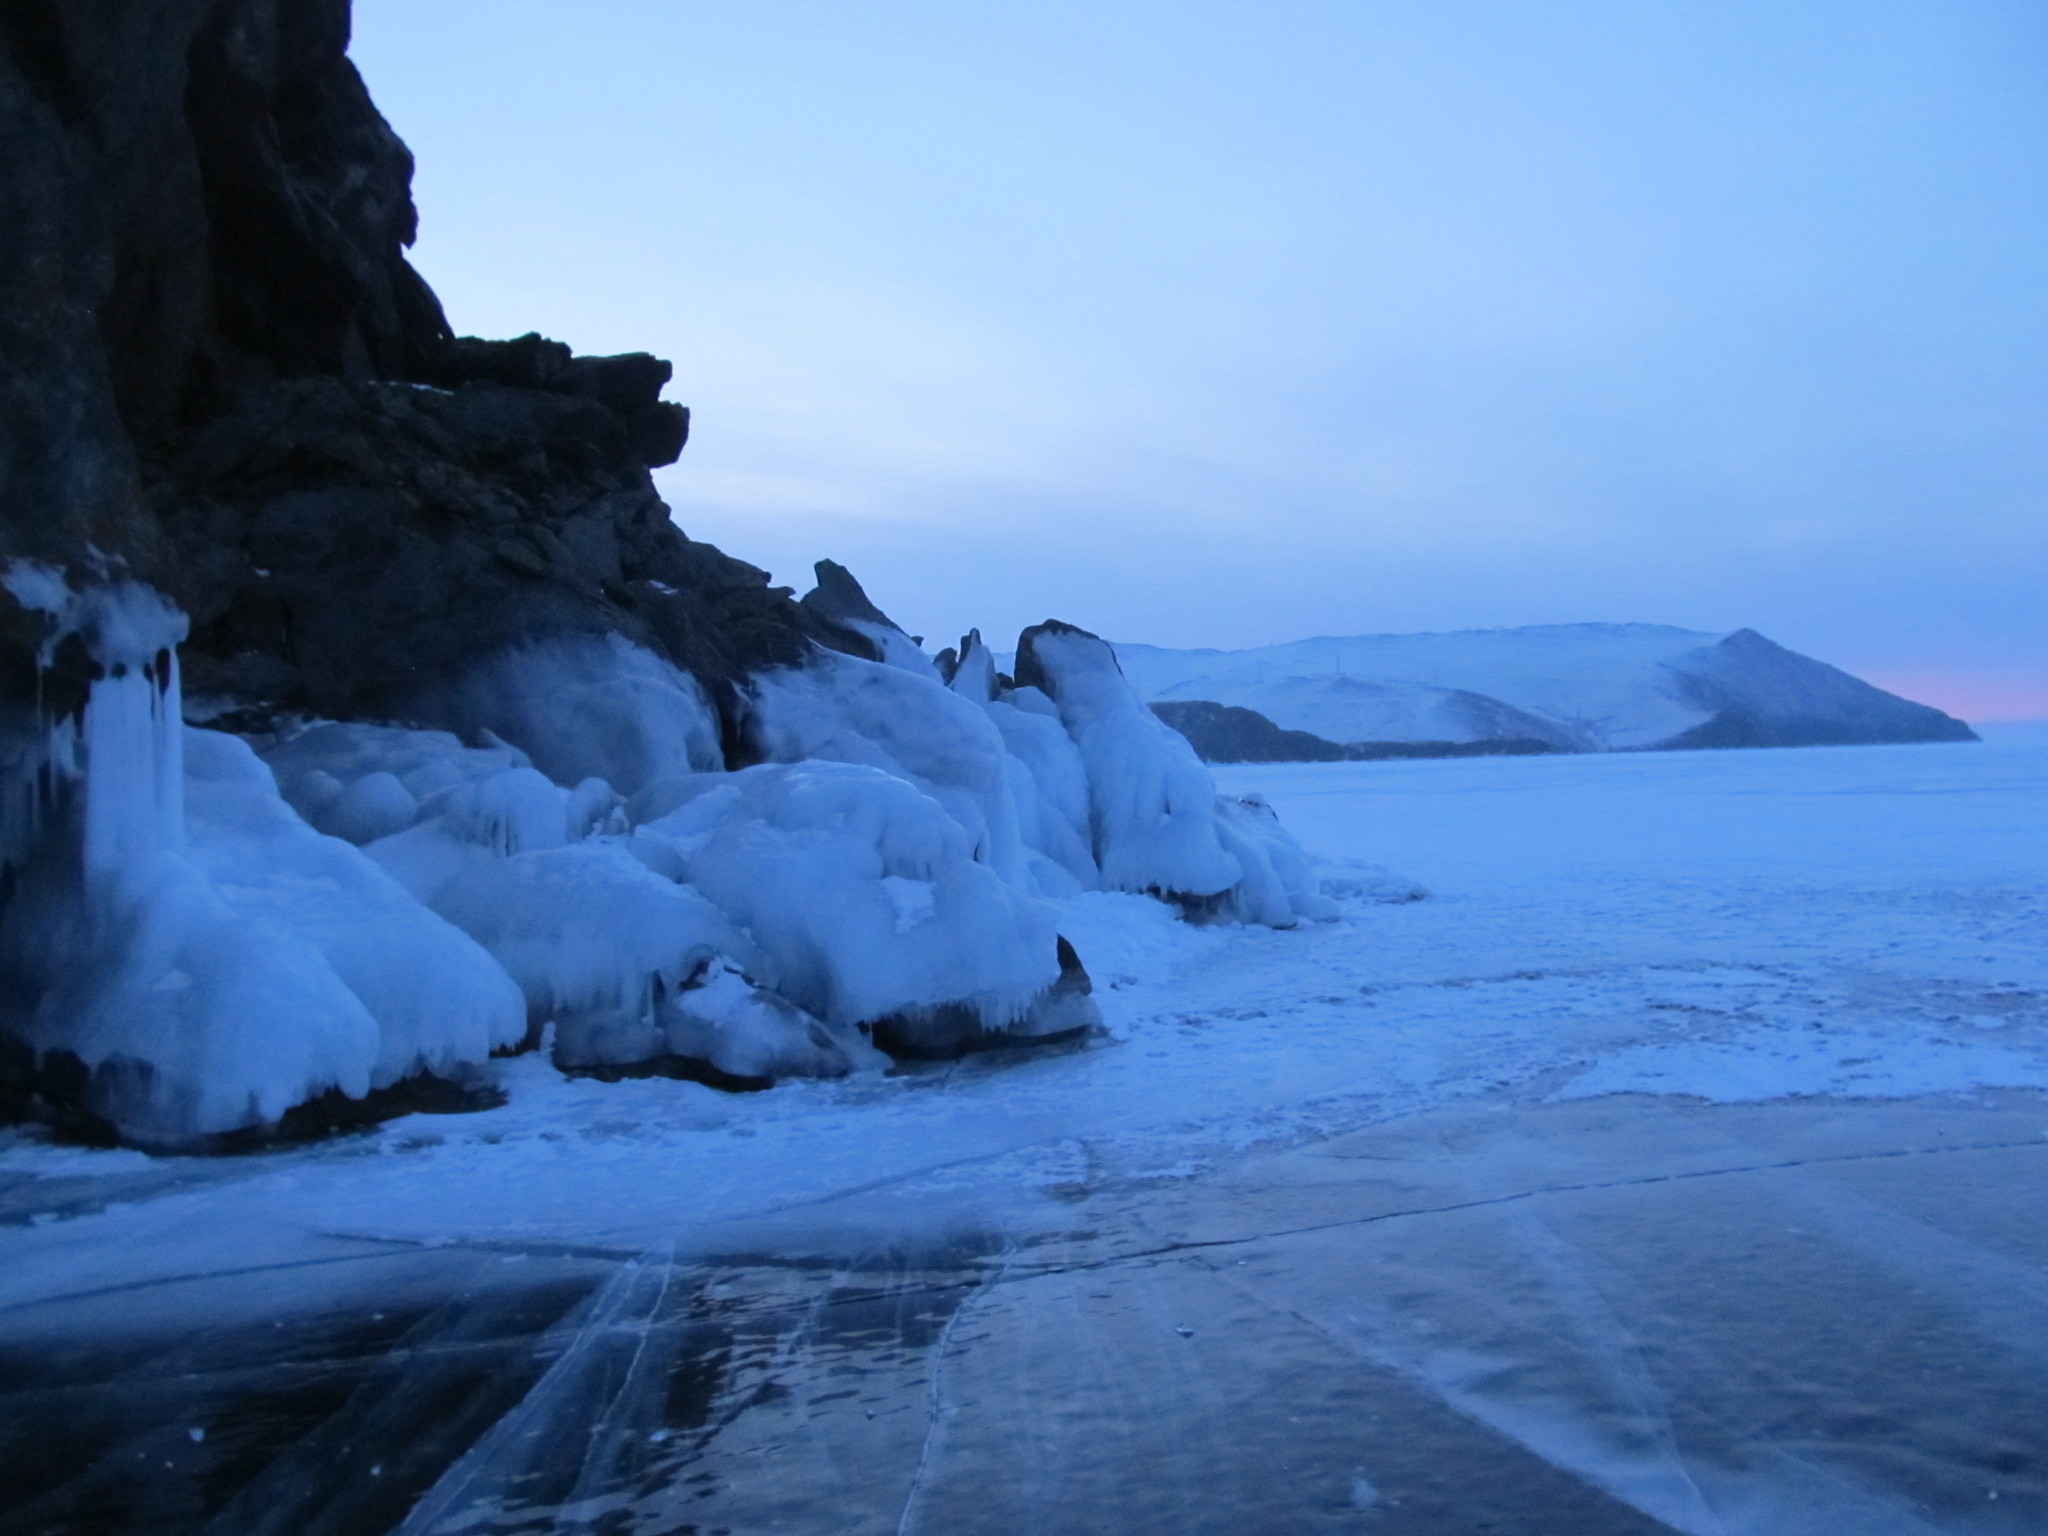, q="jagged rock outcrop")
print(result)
[0,0,871,756]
